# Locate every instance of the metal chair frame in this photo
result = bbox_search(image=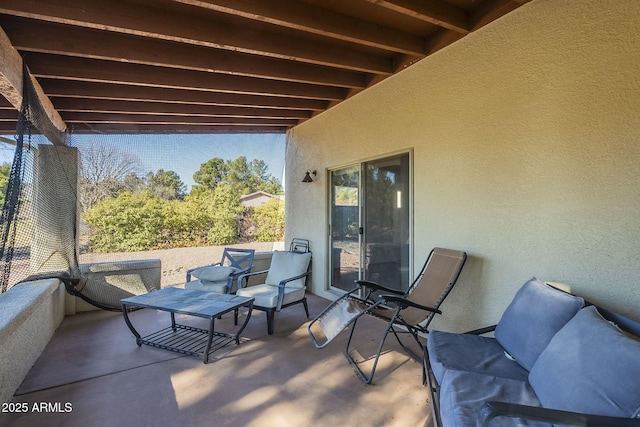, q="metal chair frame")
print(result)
[309,247,467,384]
